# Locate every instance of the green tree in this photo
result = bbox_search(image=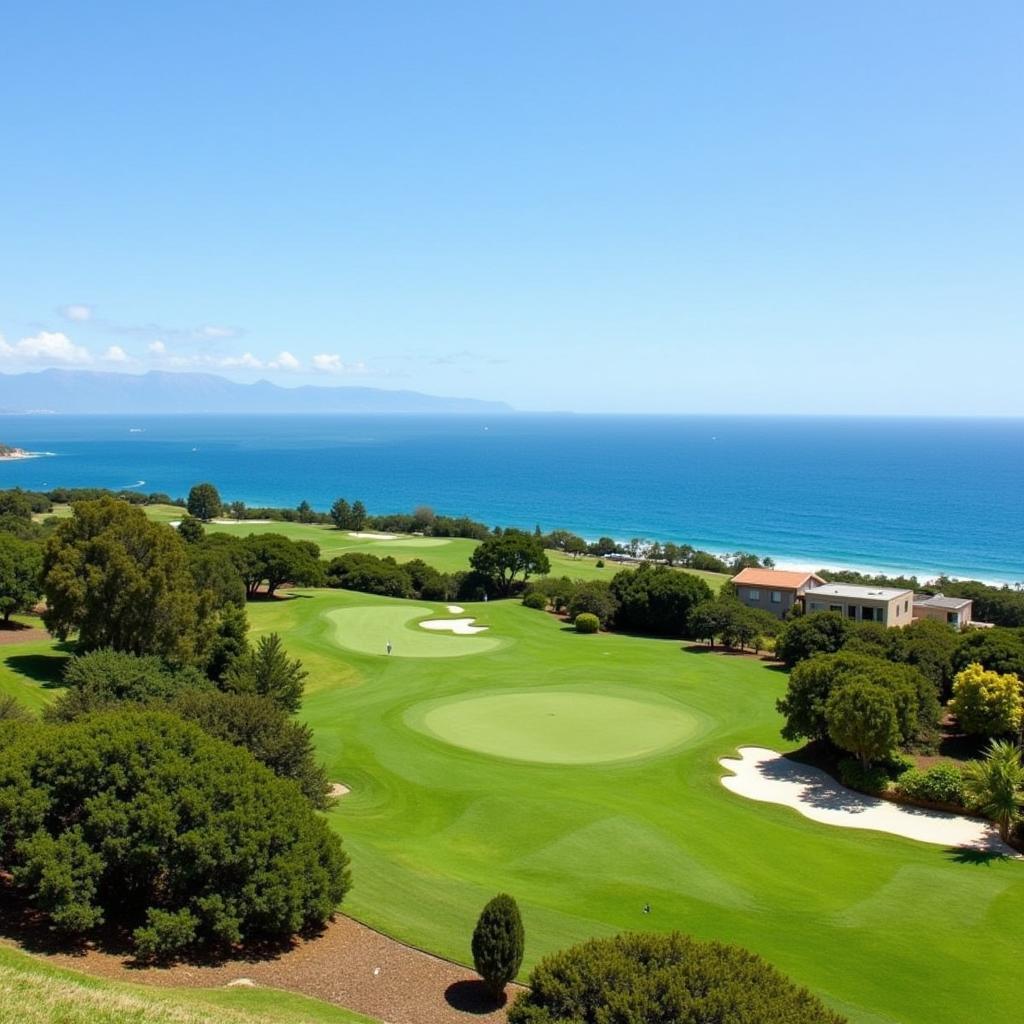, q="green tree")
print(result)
[176,515,205,543]
[0,710,350,956]
[329,497,352,530]
[469,531,551,597]
[0,533,42,623]
[953,629,1024,679]
[42,498,200,664]
[775,611,851,667]
[168,689,330,808]
[349,500,368,532]
[296,499,316,523]
[508,932,846,1024]
[227,499,247,521]
[222,632,307,713]
[688,599,731,646]
[609,563,712,637]
[471,893,525,1000]
[825,680,899,767]
[566,580,618,627]
[239,533,323,597]
[186,482,222,522]
[949,662,1023,737]
[963,739,1024,842]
